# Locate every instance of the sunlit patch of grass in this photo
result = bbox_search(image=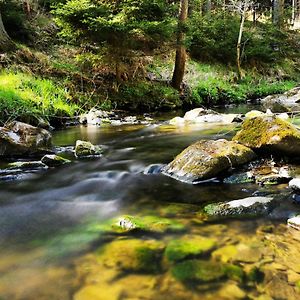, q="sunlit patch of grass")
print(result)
[0,71,79,125]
